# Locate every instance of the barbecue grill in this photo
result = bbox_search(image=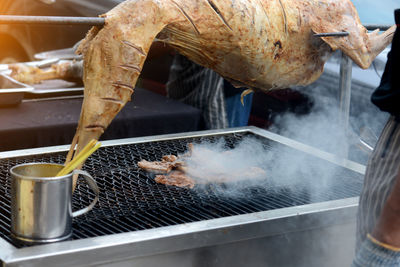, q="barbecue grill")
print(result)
[0,127,364,266]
